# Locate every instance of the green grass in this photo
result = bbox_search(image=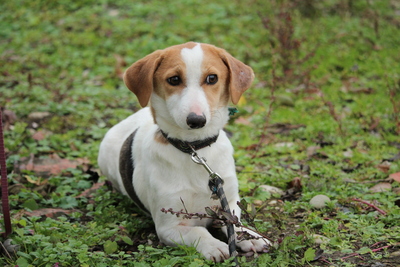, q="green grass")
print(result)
[1,0,400,266]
